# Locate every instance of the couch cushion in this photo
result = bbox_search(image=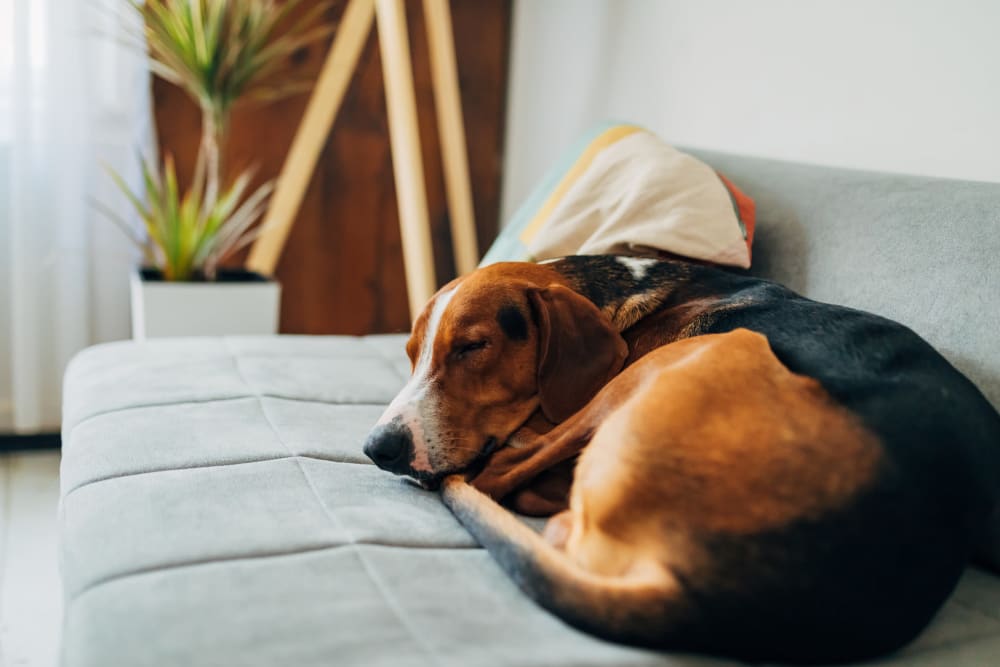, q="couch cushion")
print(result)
[60,334,1000,666]
[60,335,665,666]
